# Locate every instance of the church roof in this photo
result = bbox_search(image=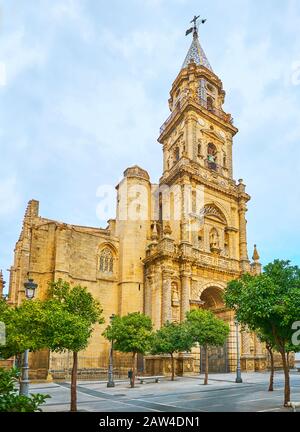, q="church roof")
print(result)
[182,31,213,72]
